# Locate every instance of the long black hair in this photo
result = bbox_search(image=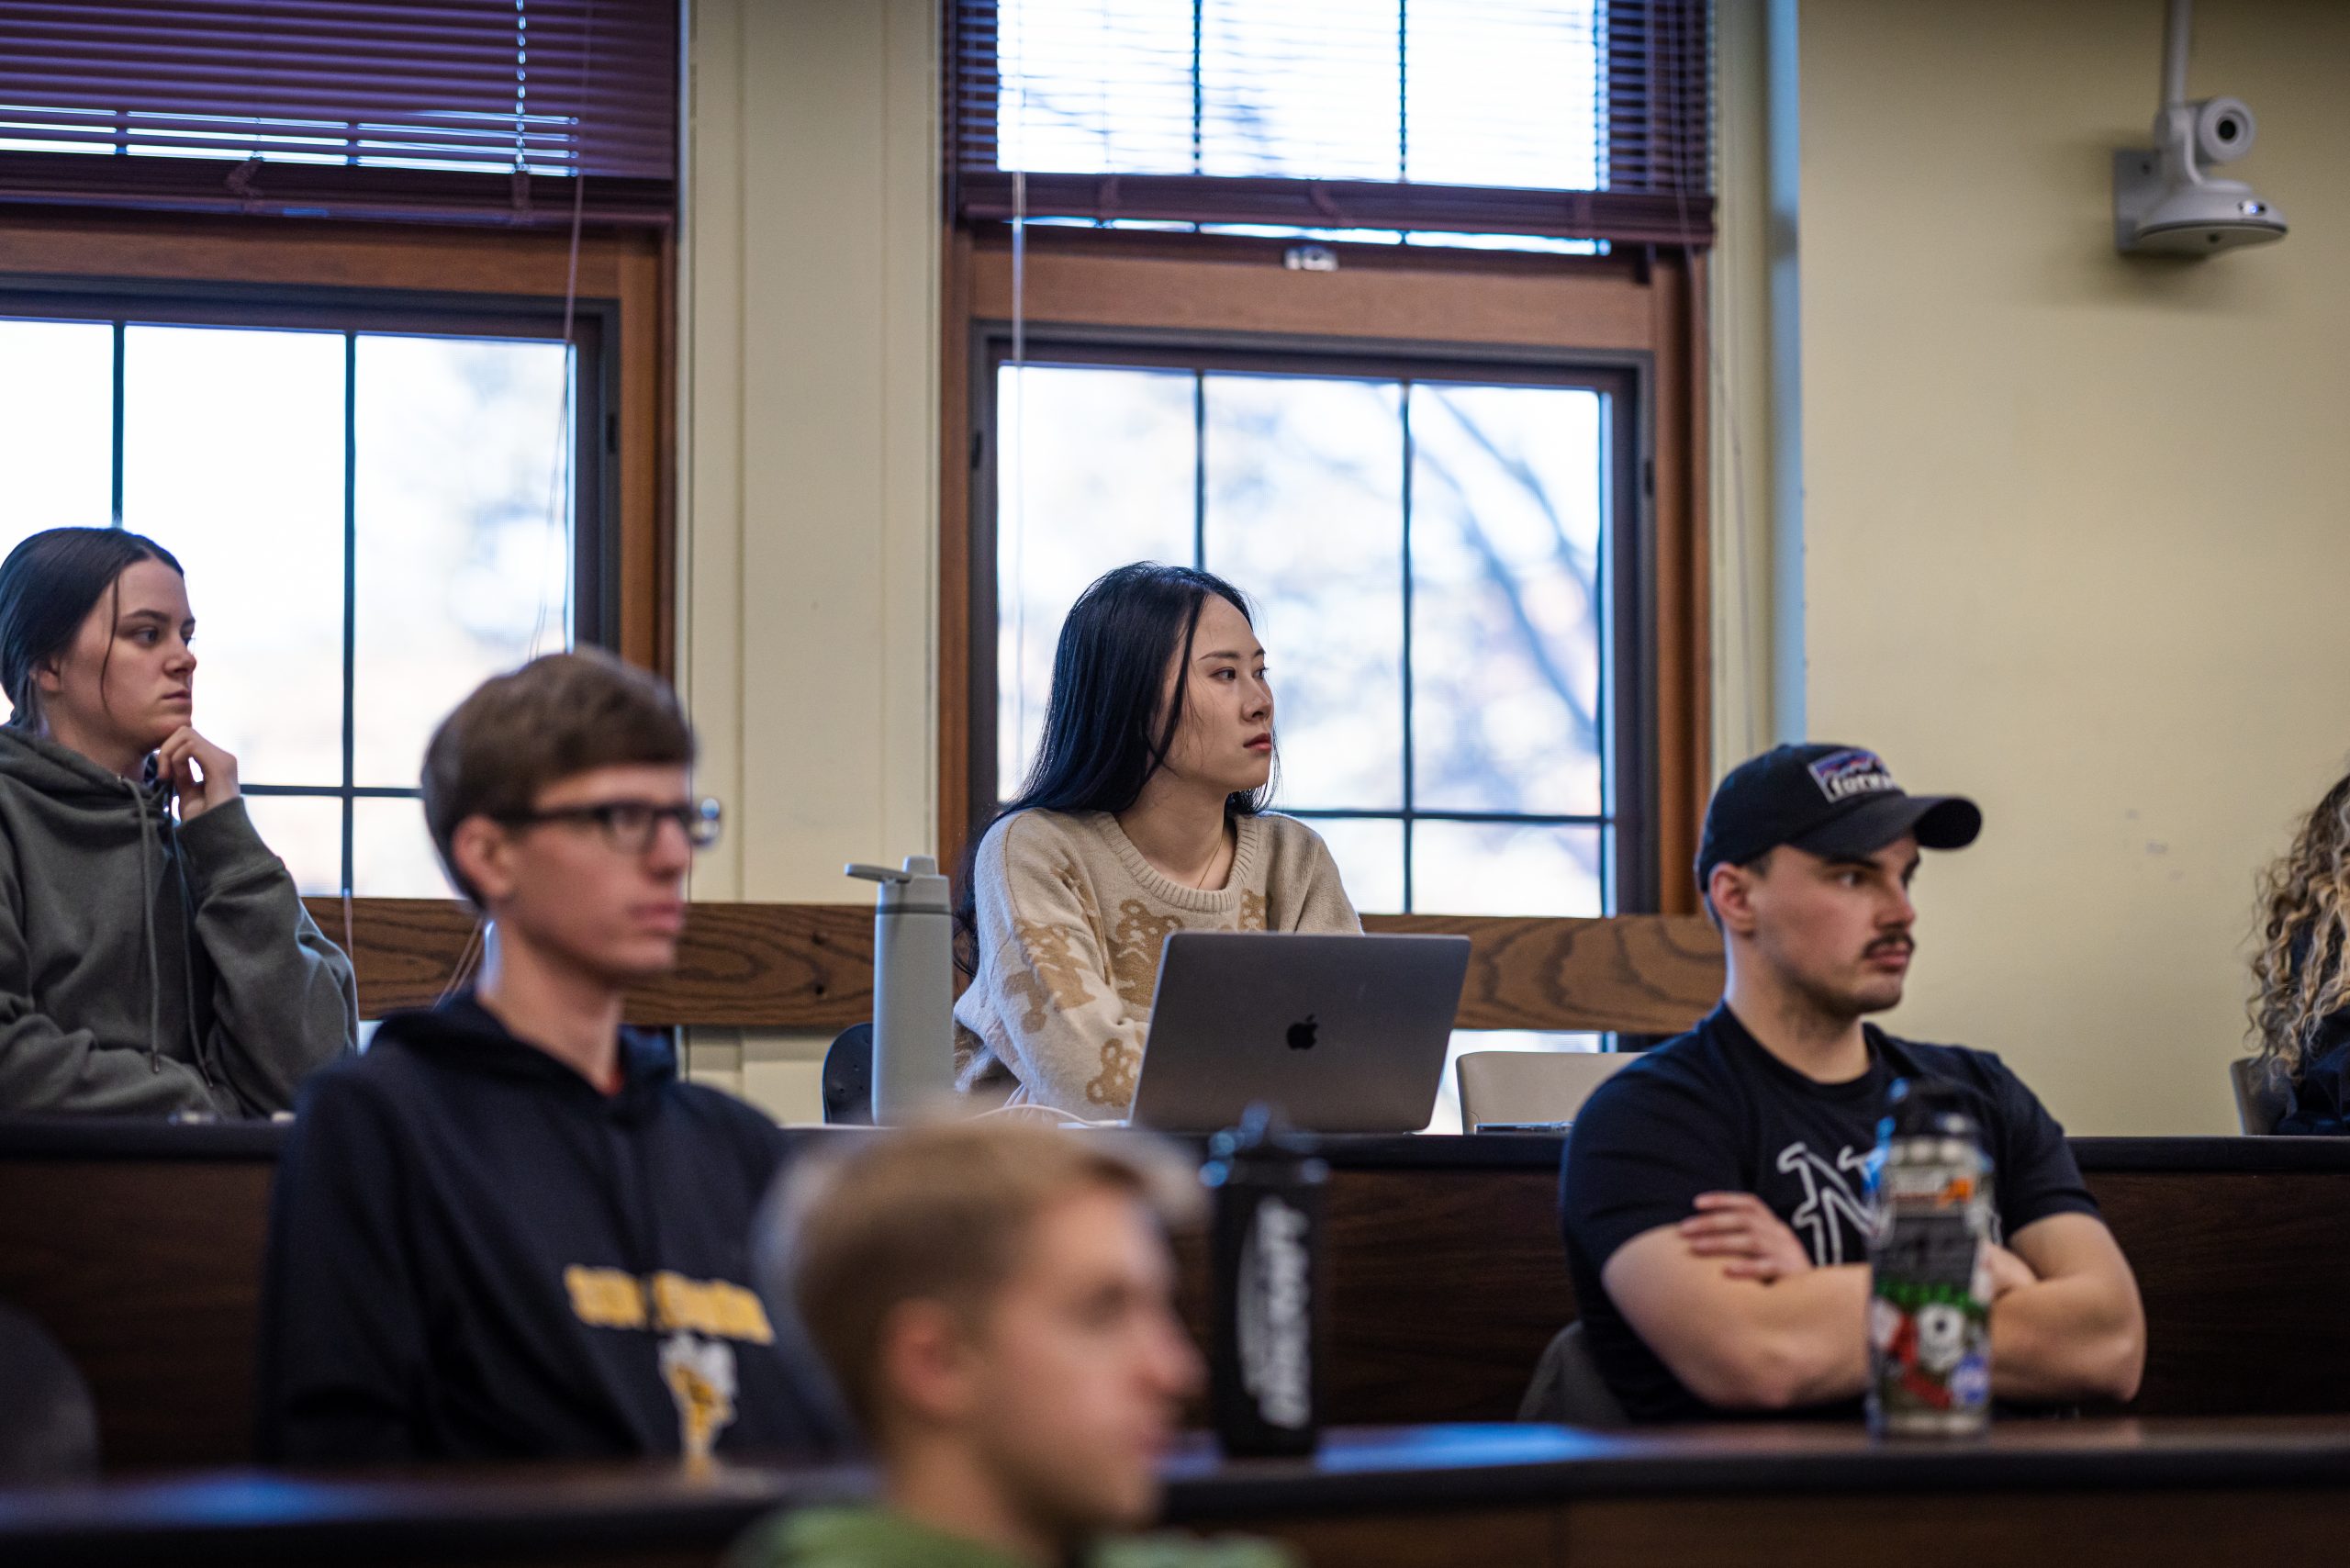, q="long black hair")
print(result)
[0,527,185,731]
[956,562,1273,967]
